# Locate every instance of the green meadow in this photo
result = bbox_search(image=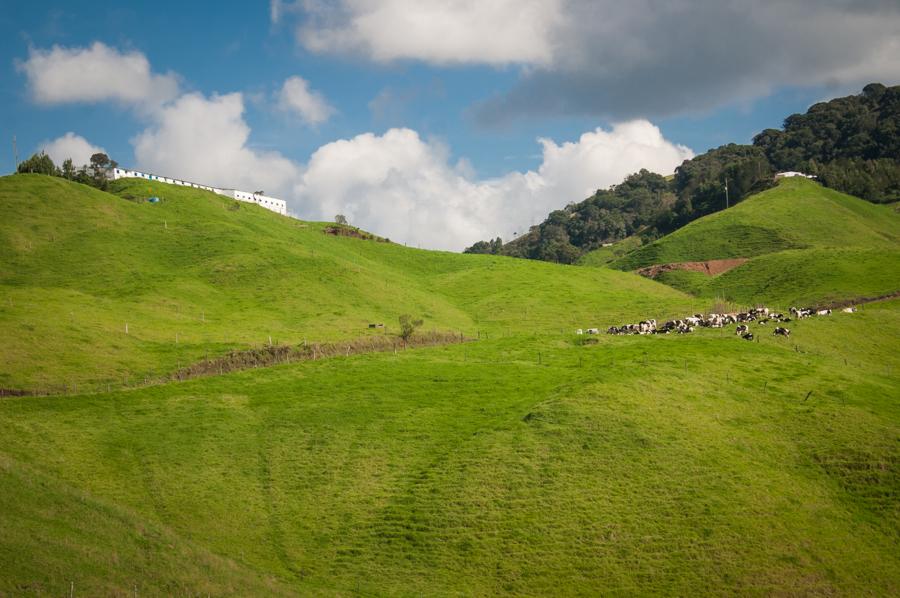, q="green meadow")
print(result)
[1,174,898,596]
[608,178,900,306]
[0,174,691,391]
